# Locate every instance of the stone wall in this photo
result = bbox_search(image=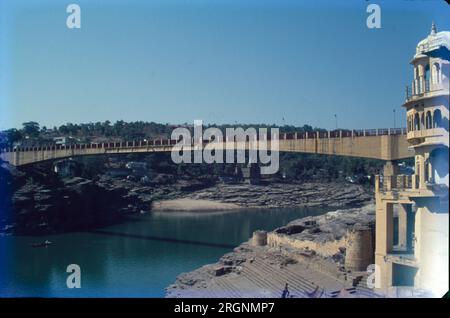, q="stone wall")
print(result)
[267,232,346,258]
[267,224,375,272]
